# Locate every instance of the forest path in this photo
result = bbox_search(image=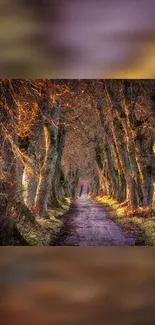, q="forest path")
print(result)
[52,187,135,246]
